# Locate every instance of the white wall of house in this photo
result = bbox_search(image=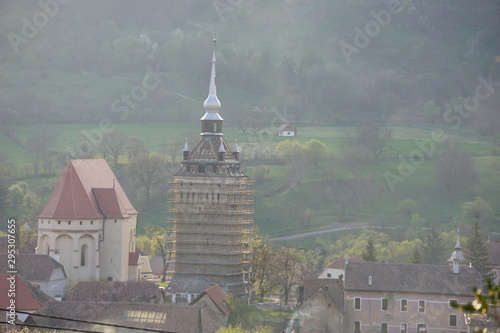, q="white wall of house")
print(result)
[318,268,344,279]
[278,130,295,137]
[37,215,137,287]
